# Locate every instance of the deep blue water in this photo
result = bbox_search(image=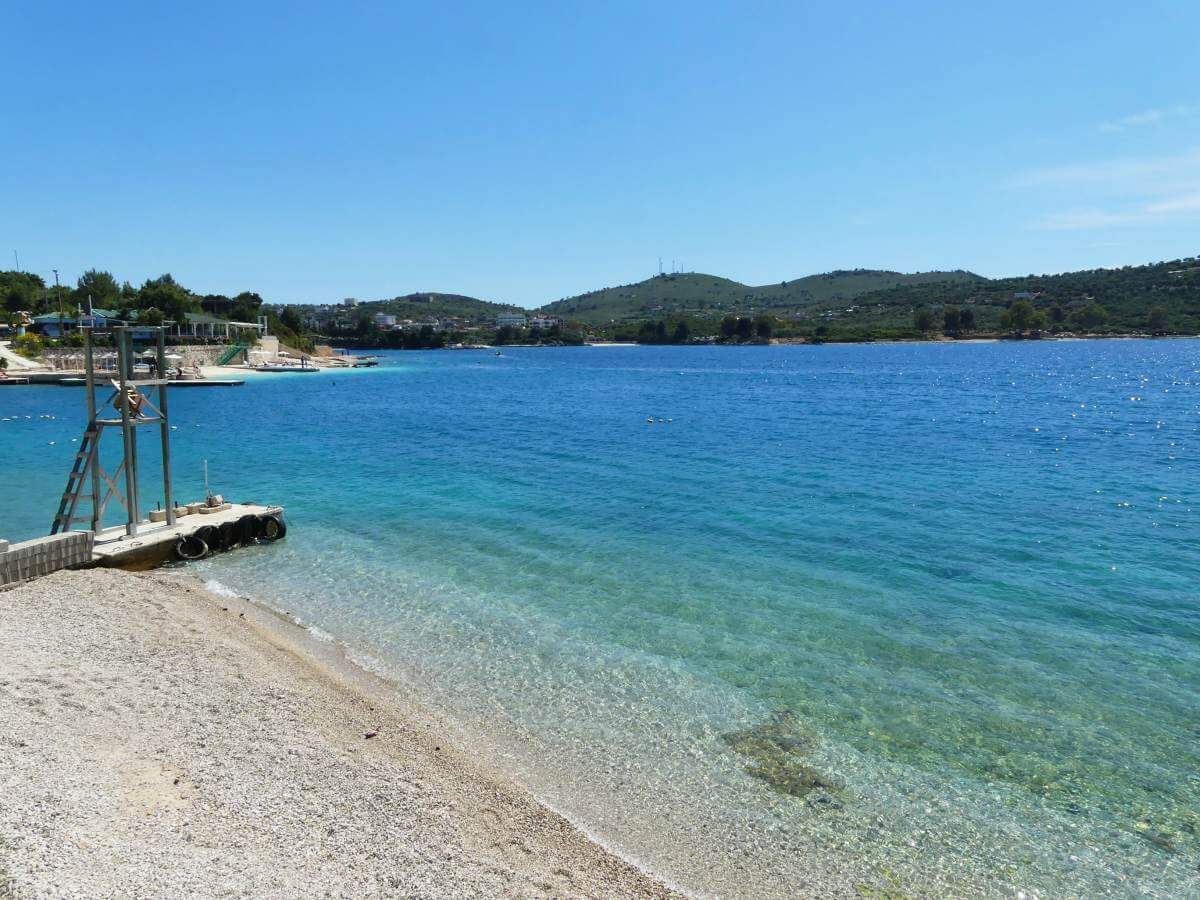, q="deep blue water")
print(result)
[2,341,1197,897]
